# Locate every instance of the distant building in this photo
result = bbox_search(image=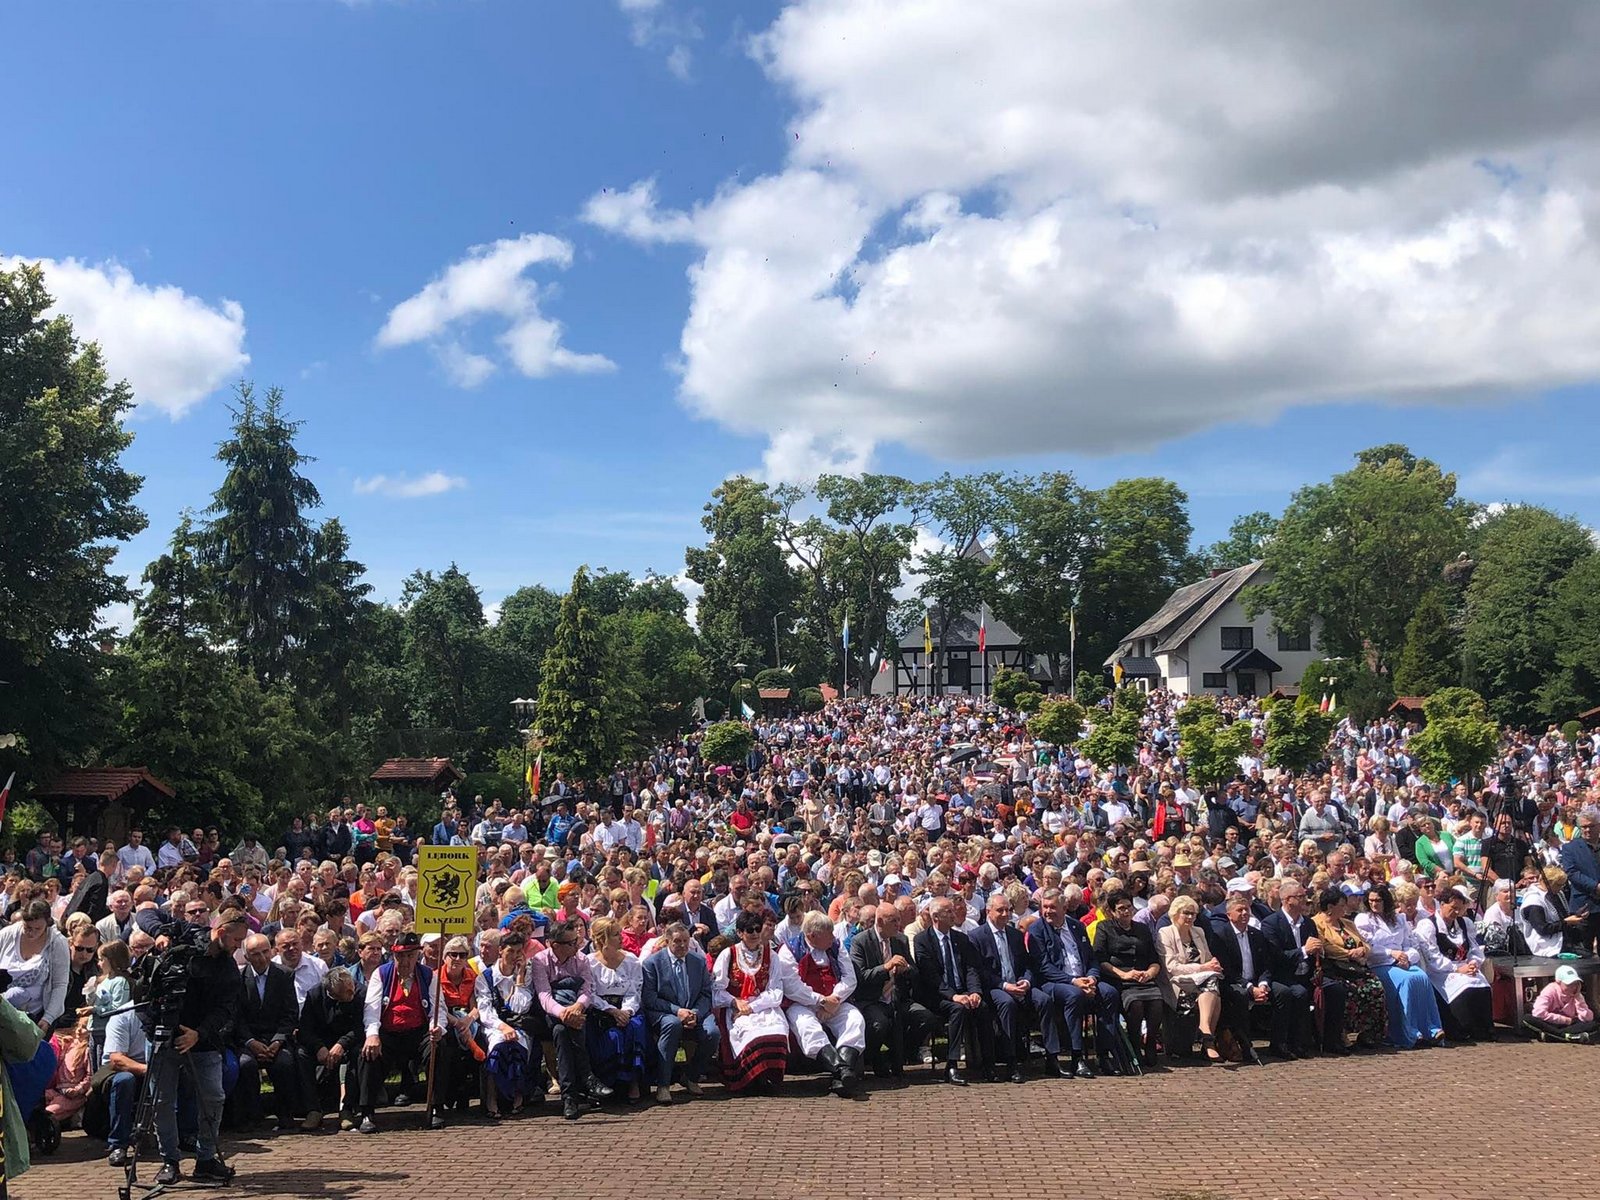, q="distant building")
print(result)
[1103,561,1321,697]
